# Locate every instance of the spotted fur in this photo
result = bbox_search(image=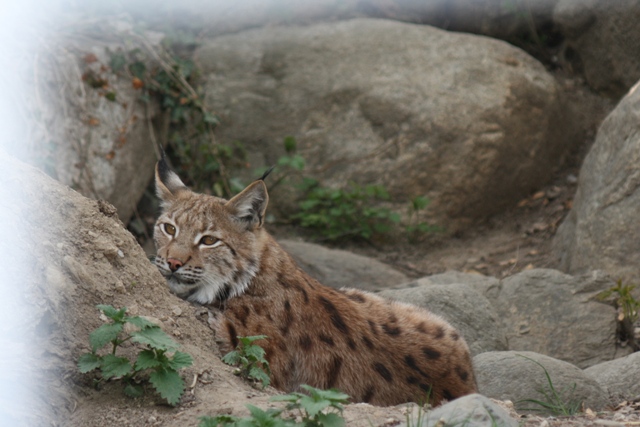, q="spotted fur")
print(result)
[153,159,477,406]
